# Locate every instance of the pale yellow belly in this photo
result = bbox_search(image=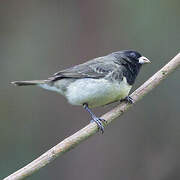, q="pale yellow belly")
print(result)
[65,77,132,108]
